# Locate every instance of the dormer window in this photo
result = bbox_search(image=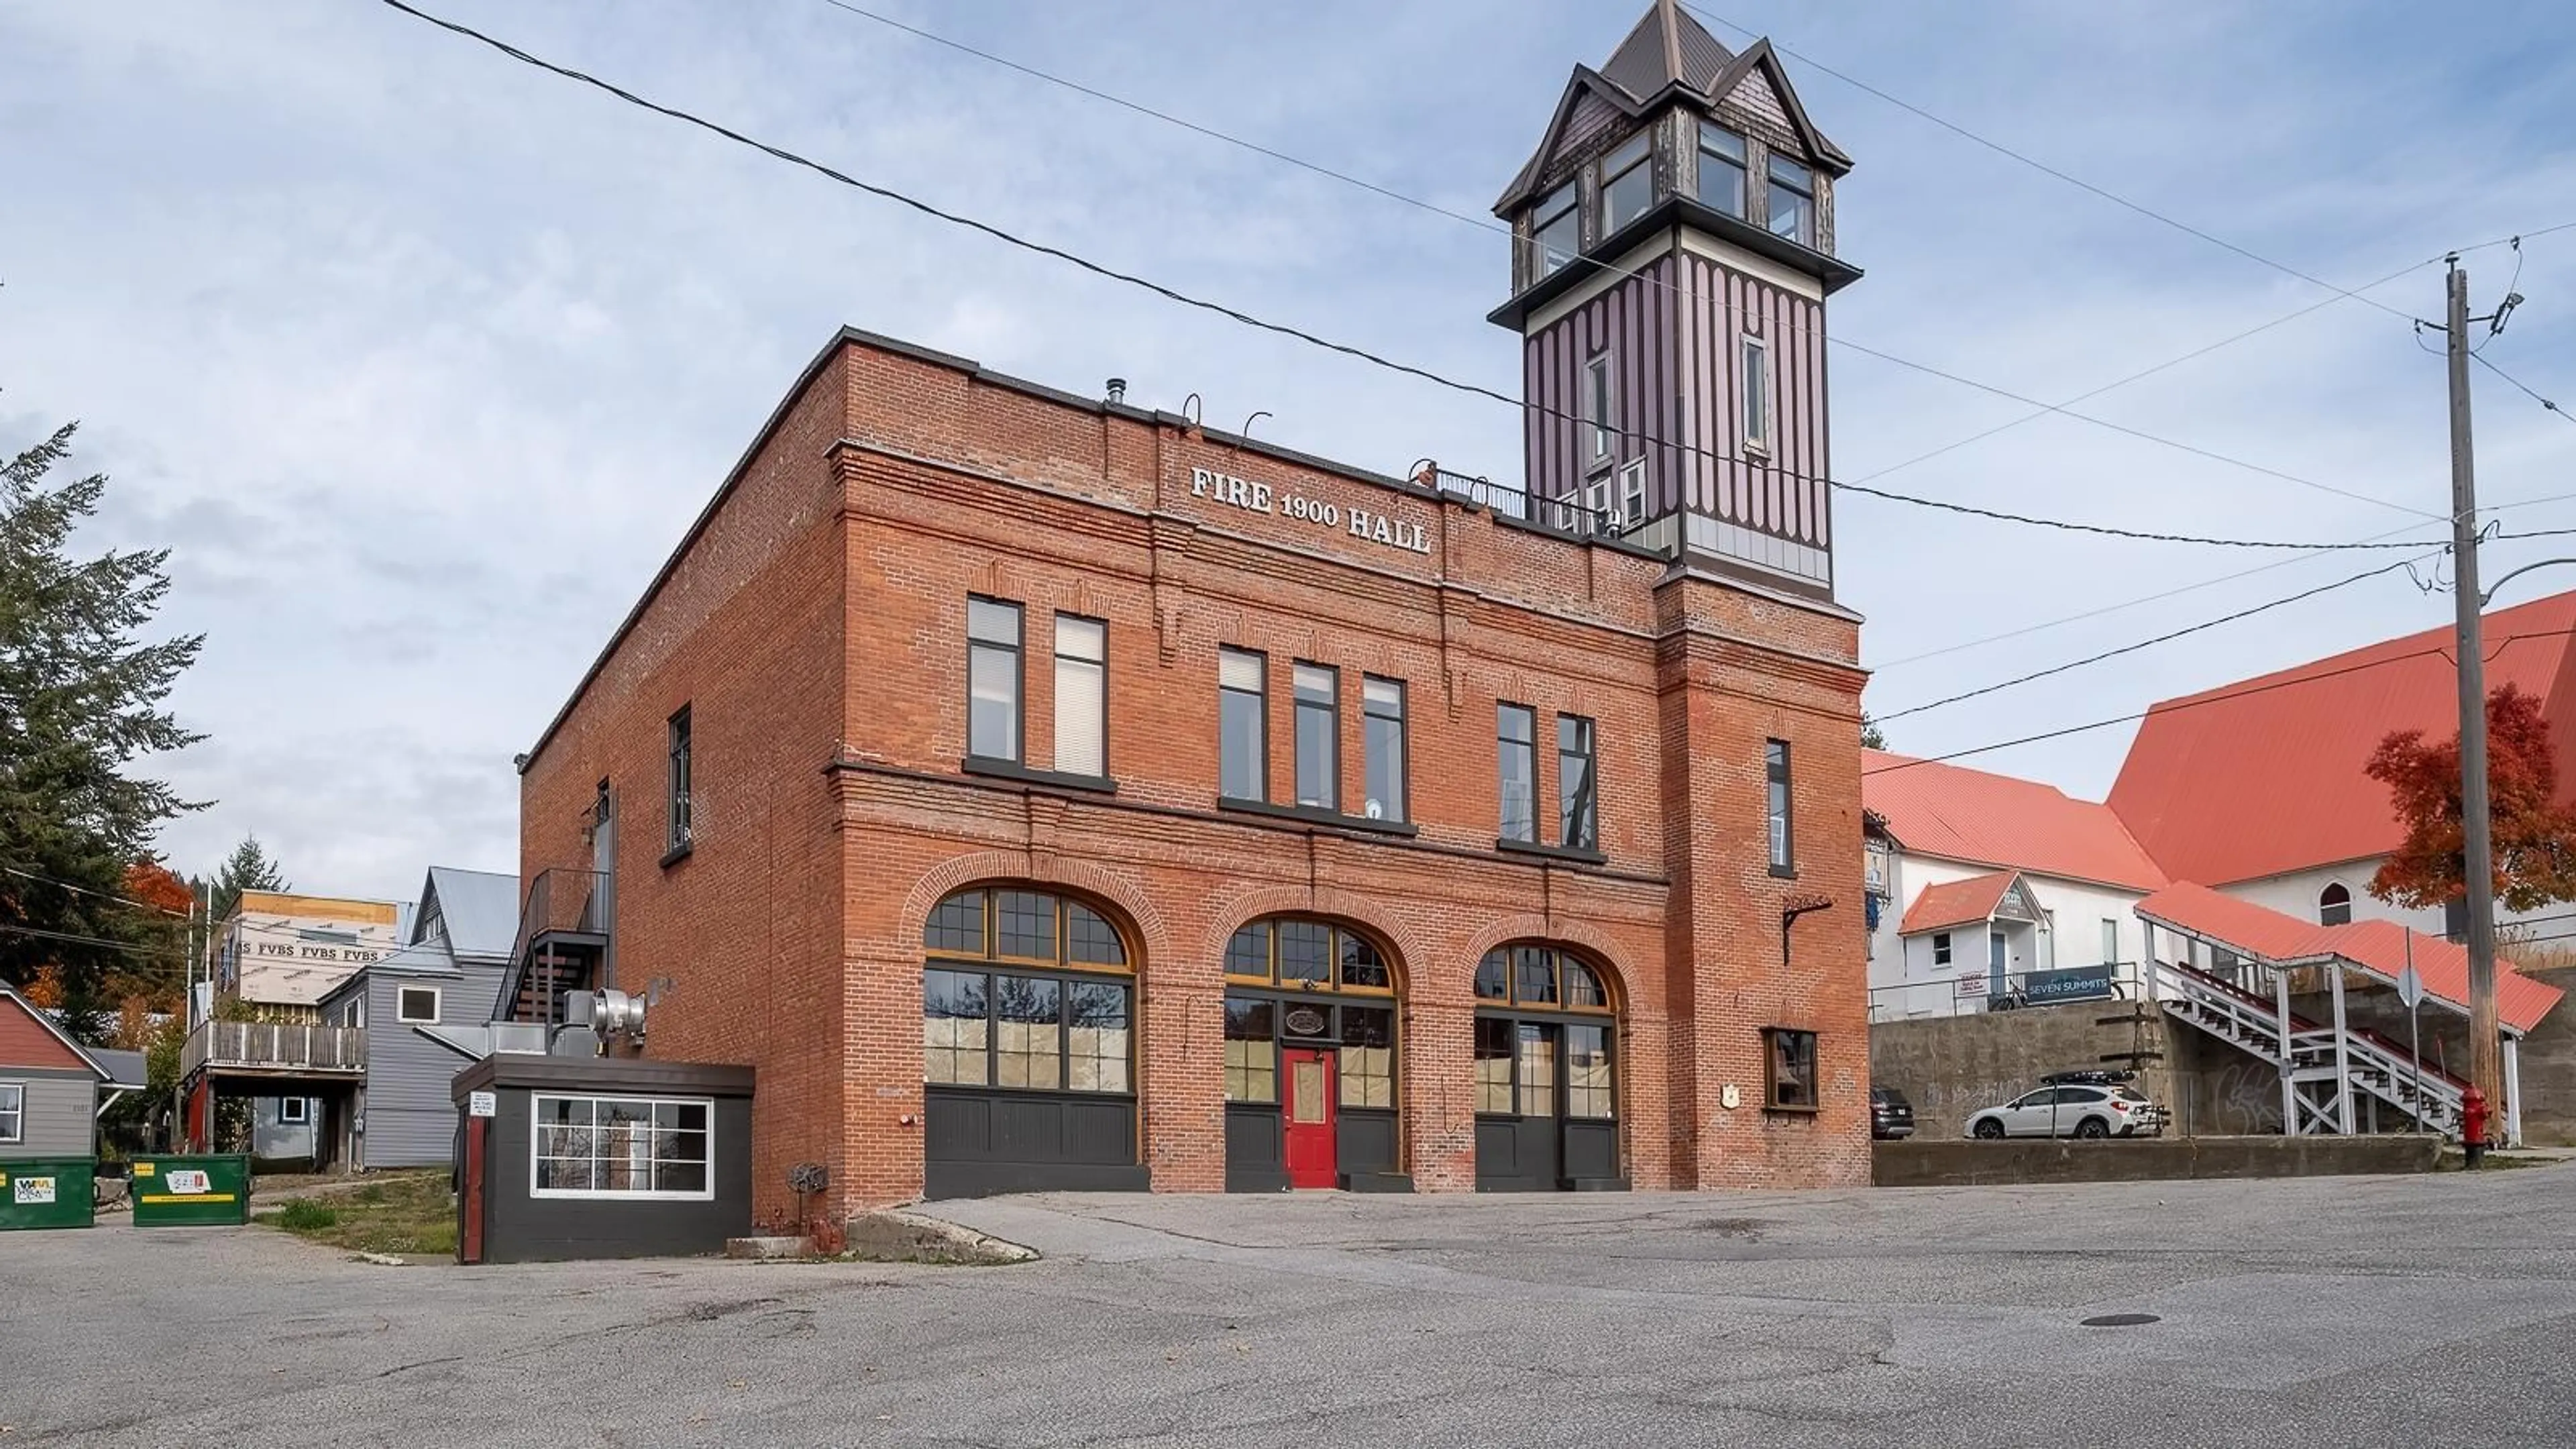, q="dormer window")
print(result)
[1768,156,1815,246]
[1532,183,1579,278]
[1601,132,1654,237]
[1697,123,1748,217]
